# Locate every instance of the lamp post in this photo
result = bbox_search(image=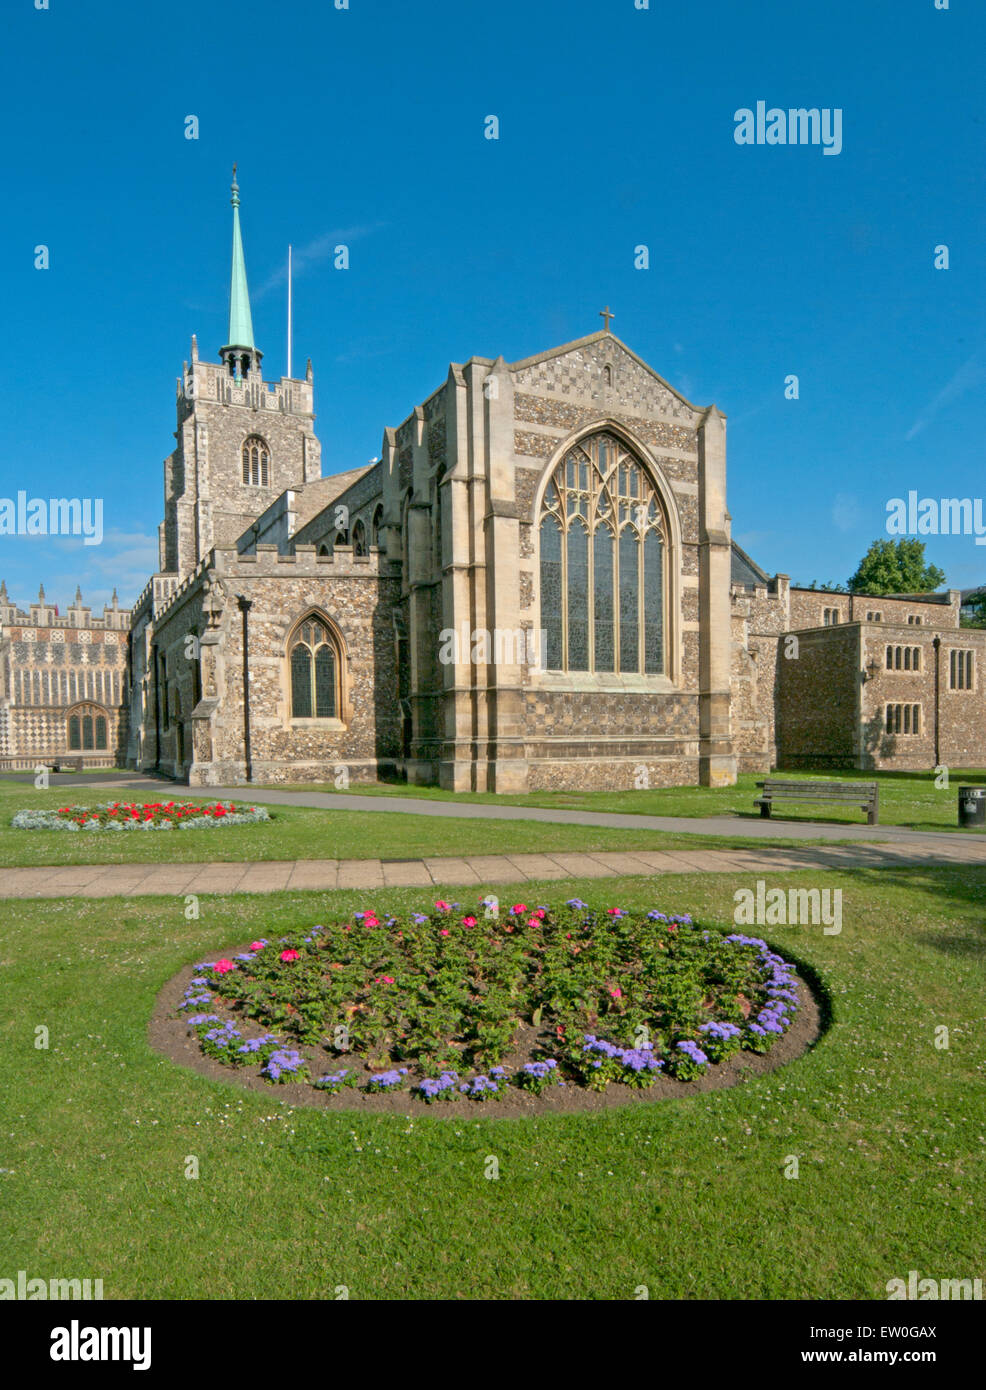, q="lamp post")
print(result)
[237,595,253,784]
